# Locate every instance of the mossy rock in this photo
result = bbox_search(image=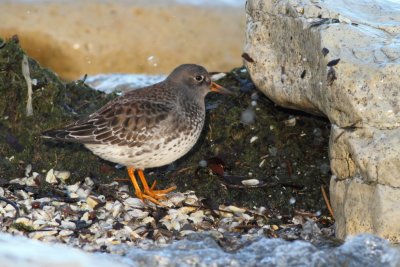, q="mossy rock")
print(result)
[0,37,118,180]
